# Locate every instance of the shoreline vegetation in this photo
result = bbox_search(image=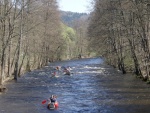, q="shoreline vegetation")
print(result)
[87,0,150,83]
[0,0,63,87]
